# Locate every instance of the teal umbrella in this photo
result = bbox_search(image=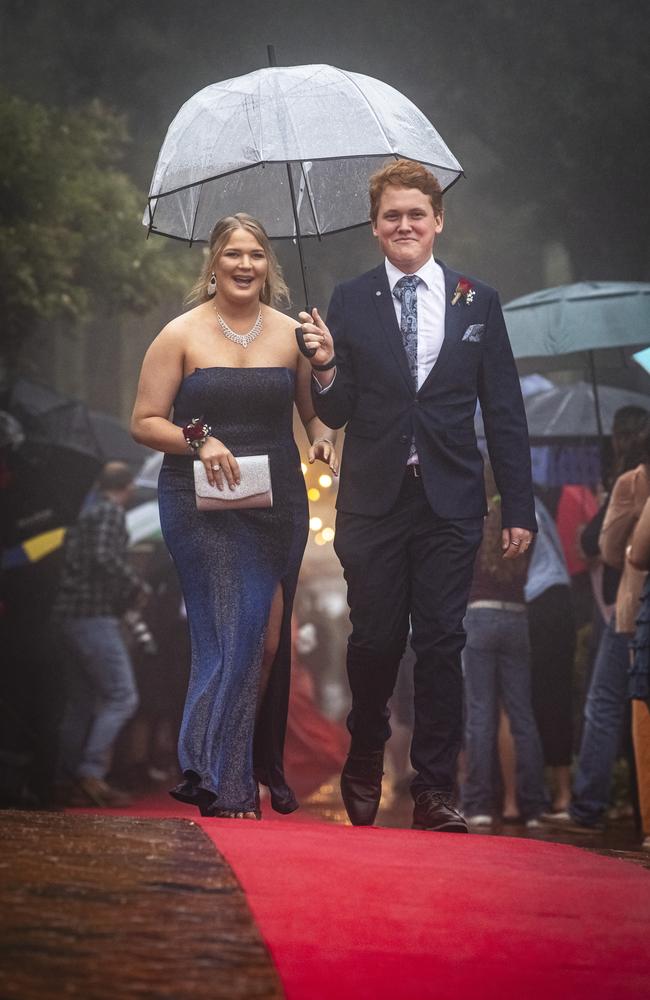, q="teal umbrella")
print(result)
[503,282,650,437]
